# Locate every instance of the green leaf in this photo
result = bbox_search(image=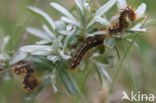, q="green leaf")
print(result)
[57,59,78,96]
[96,0,117,16]
[42,24,55,39]
[96,62,112,82]
[50,2,76,21]
[27,6,55,31]
[9,52,27,65]
[75,0,84,13]
[94,16,111,26]
[93,61,104,90]
[30,56,54,70]
[26,27,52,40]
[59,70,78,96]
[61,16,81,27]
[20,45,52,52]
[20,45,53,55]
[104,37,115,49]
